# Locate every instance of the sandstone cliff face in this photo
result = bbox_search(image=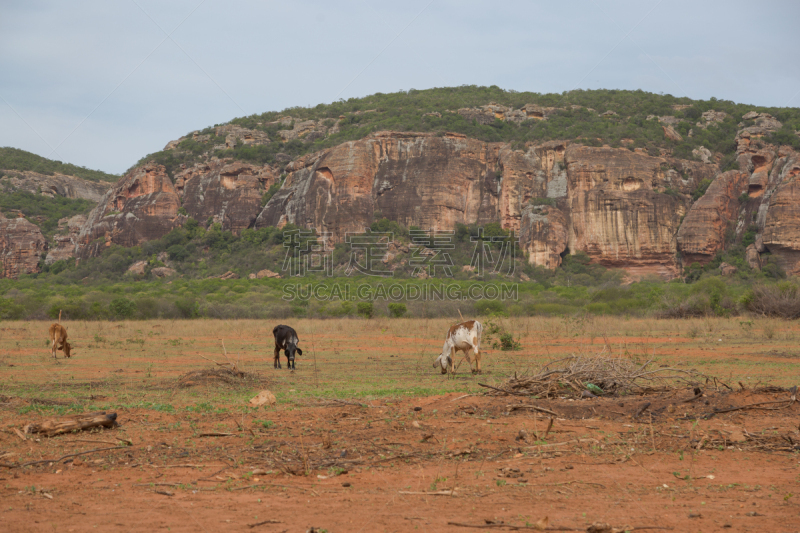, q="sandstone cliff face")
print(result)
[0,215,46,279]
[761,151,800,275]
[253,133,724,279]
[0,170,111,202]
[676,170,750,265]
[77,164,182,257]
[177,160,278,234]
[257,132,508,239]
[519,204,568,269]
[46,214,87,265]
[565,145,716,278]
